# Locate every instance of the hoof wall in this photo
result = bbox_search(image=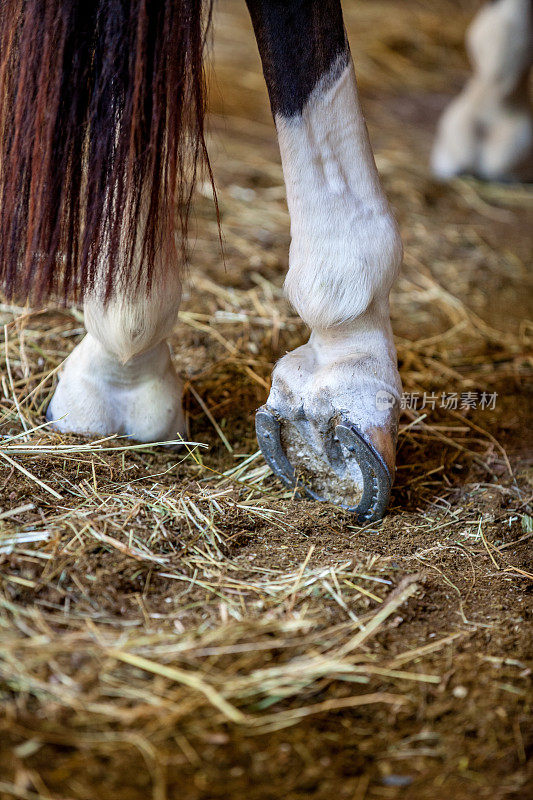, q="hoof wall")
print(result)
[255,406,391,524]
